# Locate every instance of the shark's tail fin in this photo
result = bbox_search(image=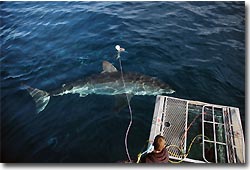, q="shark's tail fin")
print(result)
[23,83,50,113]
